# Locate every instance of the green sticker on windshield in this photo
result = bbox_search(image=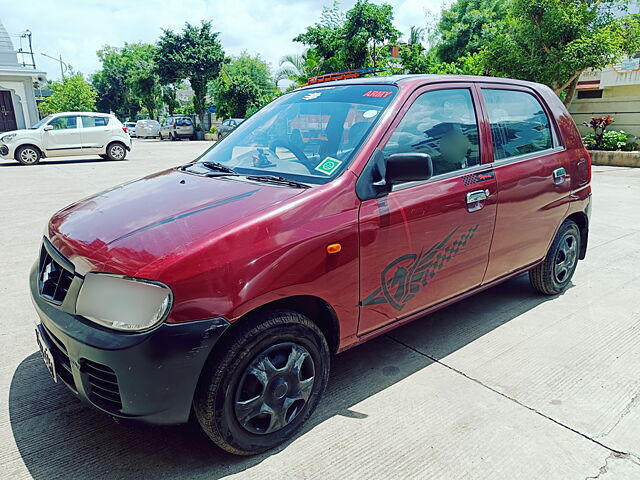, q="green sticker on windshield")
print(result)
[314,156,342,175]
